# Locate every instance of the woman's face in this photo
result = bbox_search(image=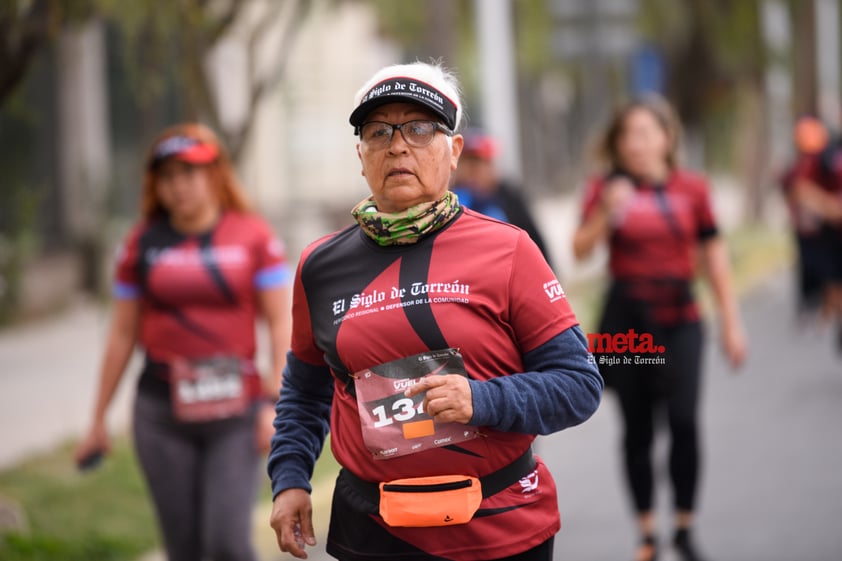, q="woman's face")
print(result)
[616,107,672,179]
[154,160,218,221]
[356,102,463,213]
